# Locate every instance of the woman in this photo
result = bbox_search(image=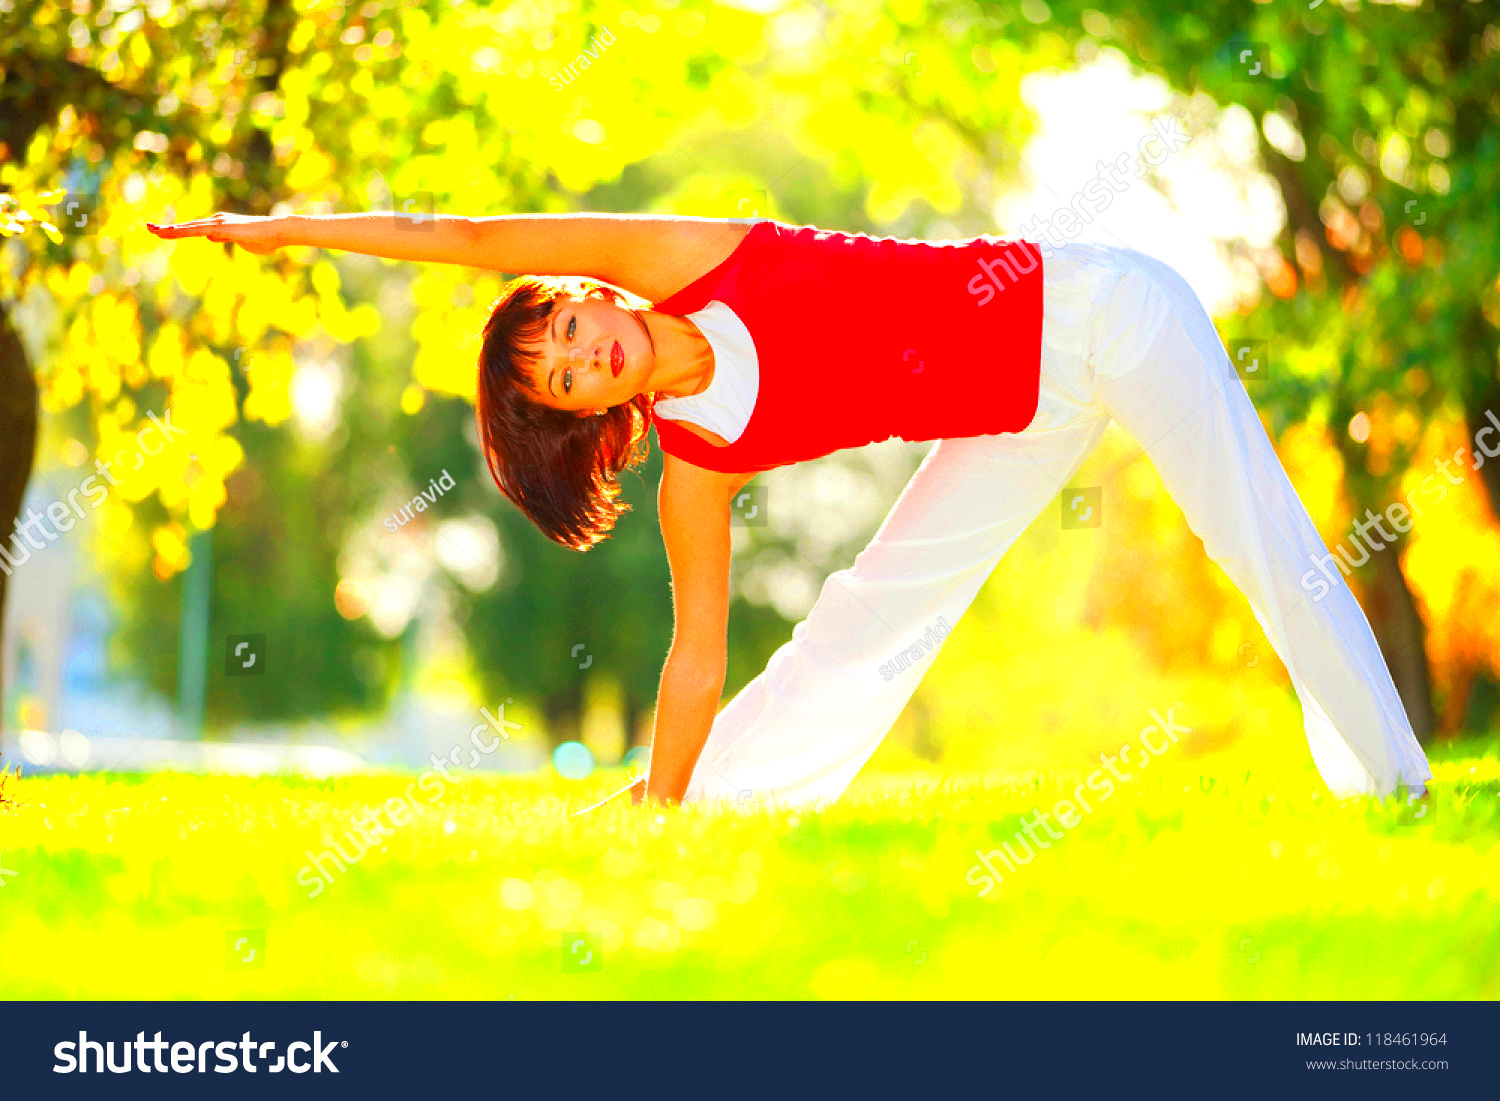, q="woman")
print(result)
[148,211,1434,811]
